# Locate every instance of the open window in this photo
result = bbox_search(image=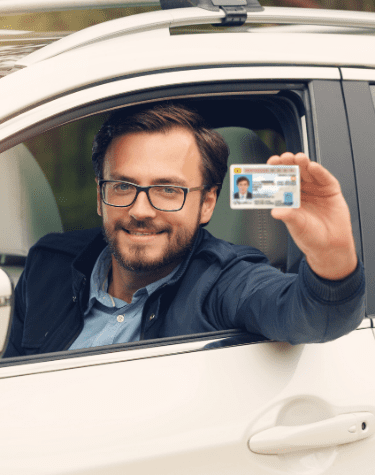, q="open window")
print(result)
[0,81,307,363]
[22,88,305,266]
